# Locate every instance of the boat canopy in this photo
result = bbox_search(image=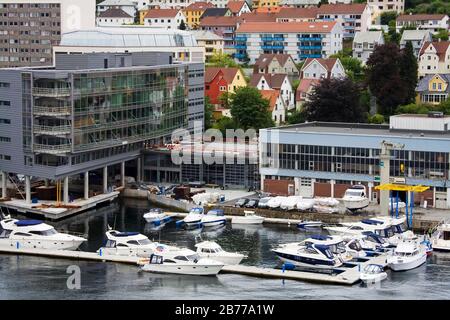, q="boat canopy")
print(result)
[112,231,140,237]
[14,220,43,226]
[314,244,334,259]
[190,208,204,214]
[361,219,384,225]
